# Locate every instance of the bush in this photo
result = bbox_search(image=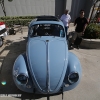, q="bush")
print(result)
[0,16,36,26]
[84,23,100,39]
